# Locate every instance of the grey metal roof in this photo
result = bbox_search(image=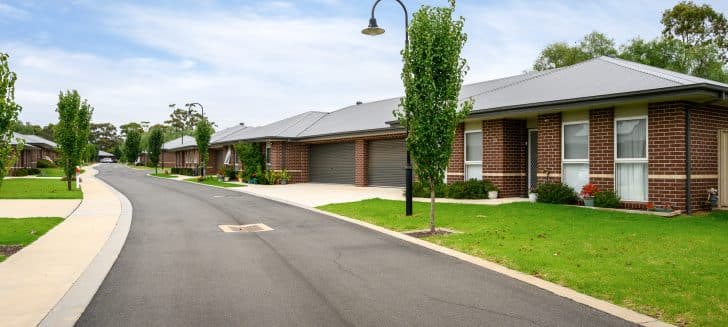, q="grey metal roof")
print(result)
[216,111,327,143]
[162,135,196,150]
[11,132,57,148]
[98,150,114,157]
[468,56,728,113]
